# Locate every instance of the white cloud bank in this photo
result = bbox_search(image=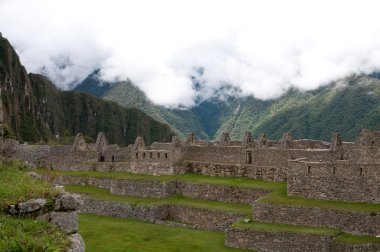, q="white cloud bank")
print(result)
[1,0,380,107]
